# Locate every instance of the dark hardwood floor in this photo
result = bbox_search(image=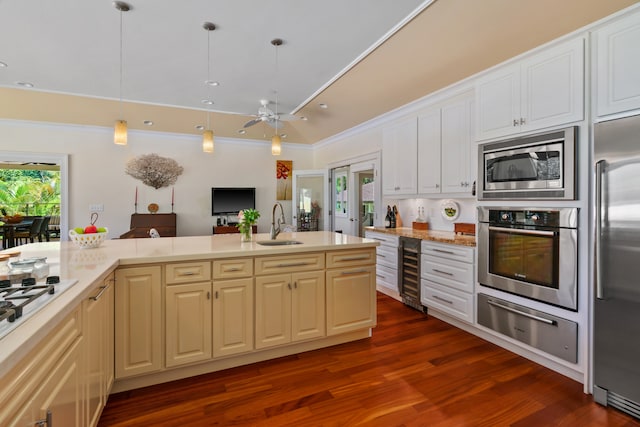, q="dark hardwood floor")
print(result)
[99,293,640,426]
